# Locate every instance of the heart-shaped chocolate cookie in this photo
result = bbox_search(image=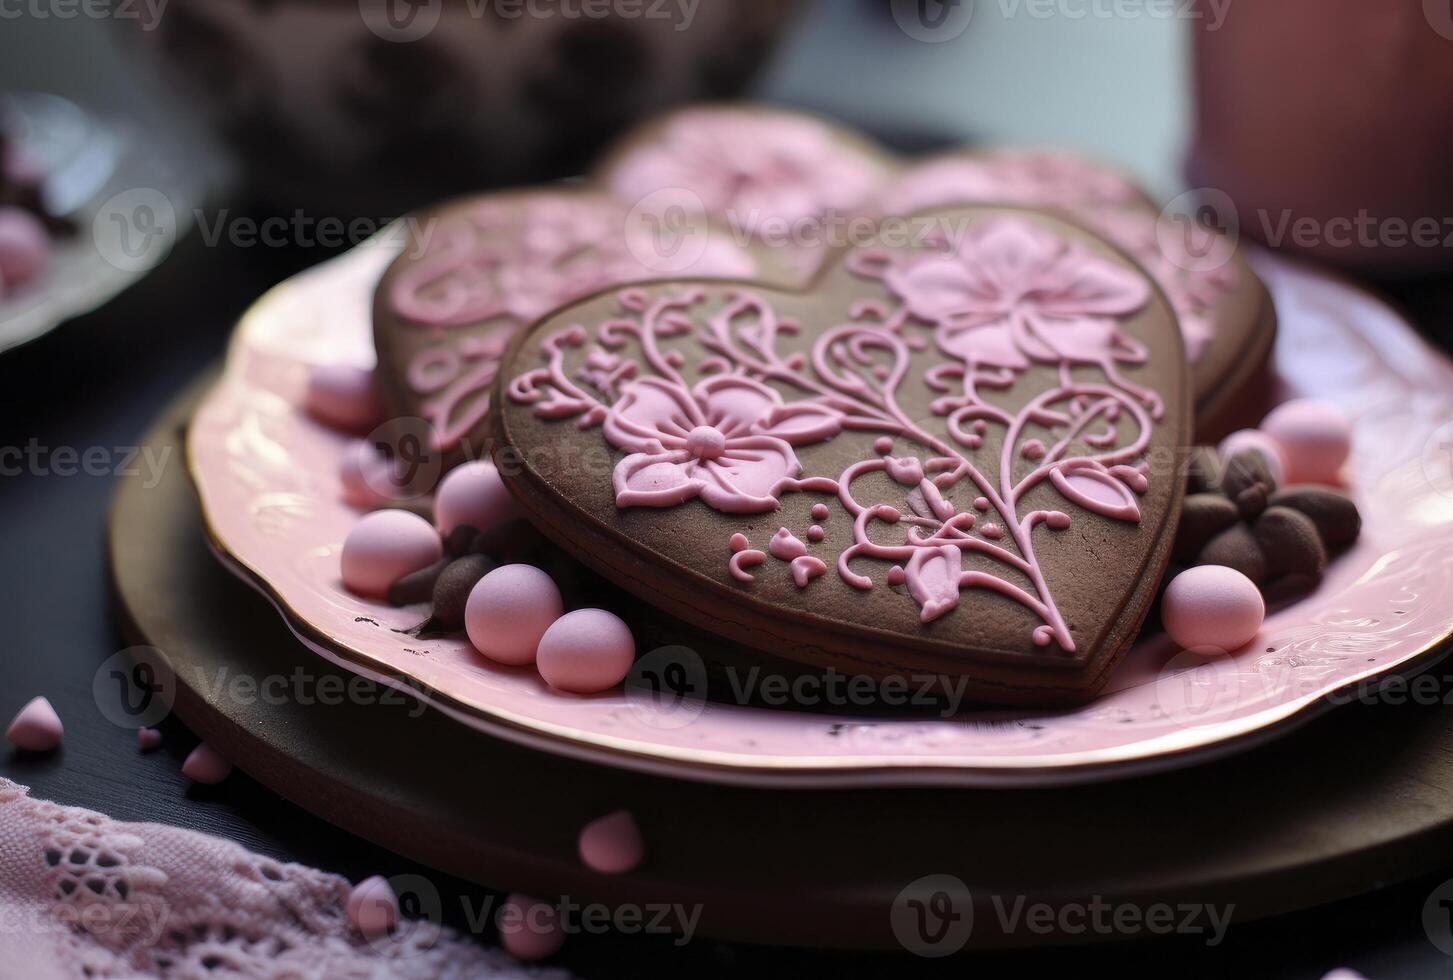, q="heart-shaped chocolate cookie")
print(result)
[372,186,774,467]
[595,105,1274,438]
[493,205,1190,705]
